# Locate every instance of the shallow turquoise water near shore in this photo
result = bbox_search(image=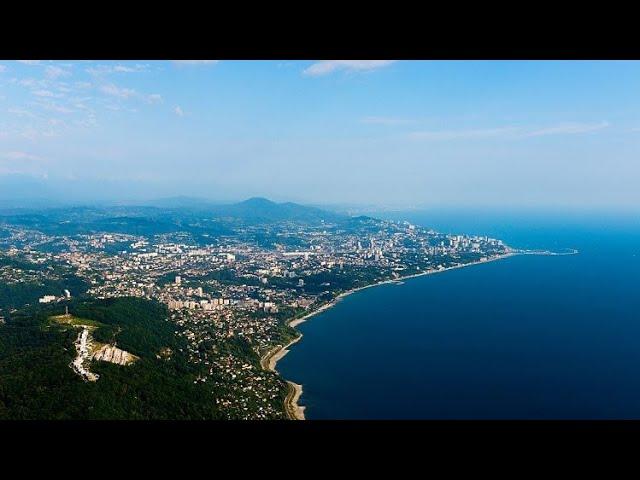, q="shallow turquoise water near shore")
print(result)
[277,210,640,419]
